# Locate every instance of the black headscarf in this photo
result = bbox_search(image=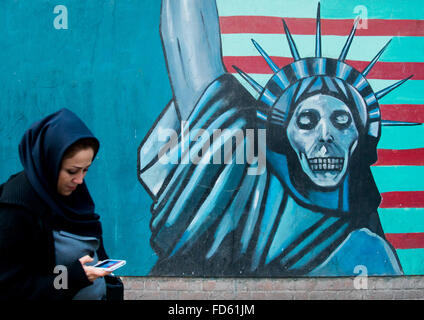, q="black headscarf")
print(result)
[19,108,102,237]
